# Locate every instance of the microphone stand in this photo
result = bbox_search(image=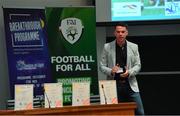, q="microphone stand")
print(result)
[44,88,51,108]
[101,84,107,104]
